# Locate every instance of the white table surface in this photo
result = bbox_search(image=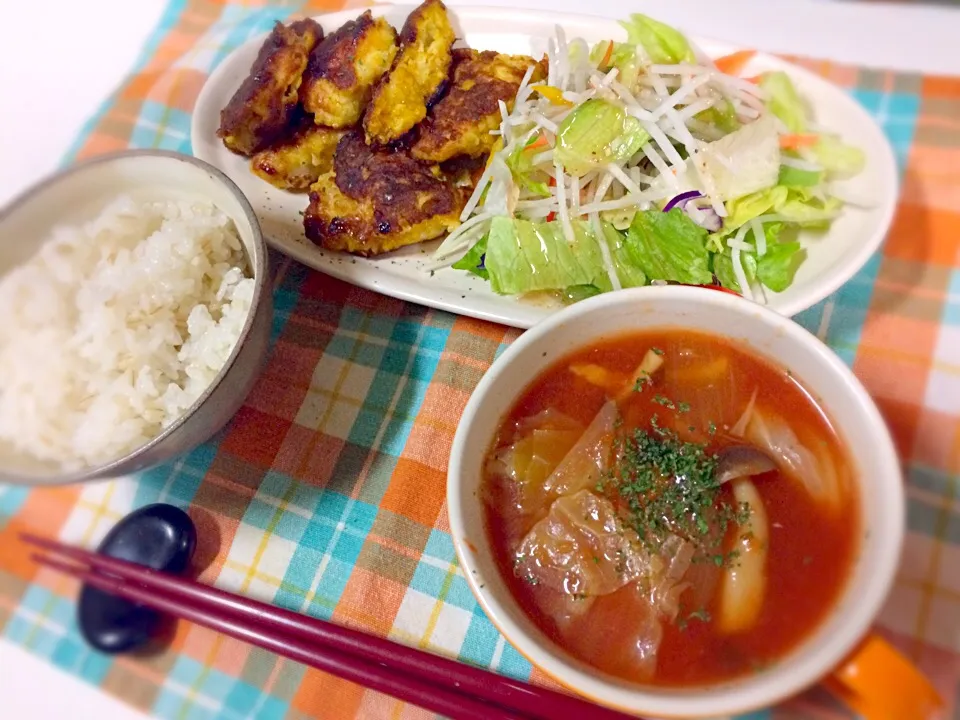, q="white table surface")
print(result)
[1,0,958,717]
